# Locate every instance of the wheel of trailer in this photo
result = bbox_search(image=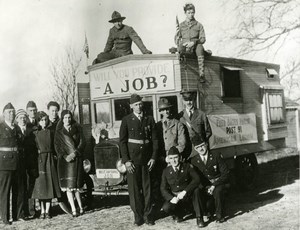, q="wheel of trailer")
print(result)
[234,153,258,191]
